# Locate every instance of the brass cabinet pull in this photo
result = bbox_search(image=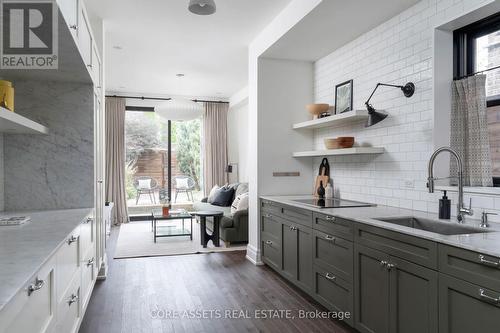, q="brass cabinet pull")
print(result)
[380,260,388,267]
[67,235,78,245]
[68,294,79,306]
[479,288,500,304]
[265,240,272,245]
[325,272,336,280]
[478,255,500,267]
[69,24,78,30]
[27,278,44,296]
